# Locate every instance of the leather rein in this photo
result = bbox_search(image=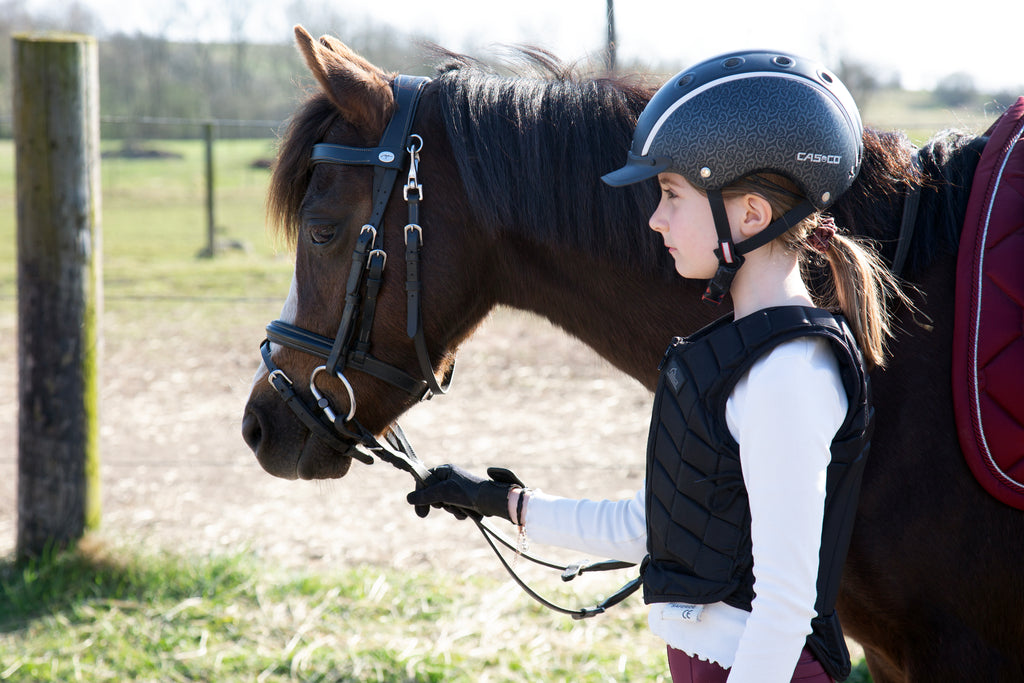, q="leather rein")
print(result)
[258,75,638,619]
